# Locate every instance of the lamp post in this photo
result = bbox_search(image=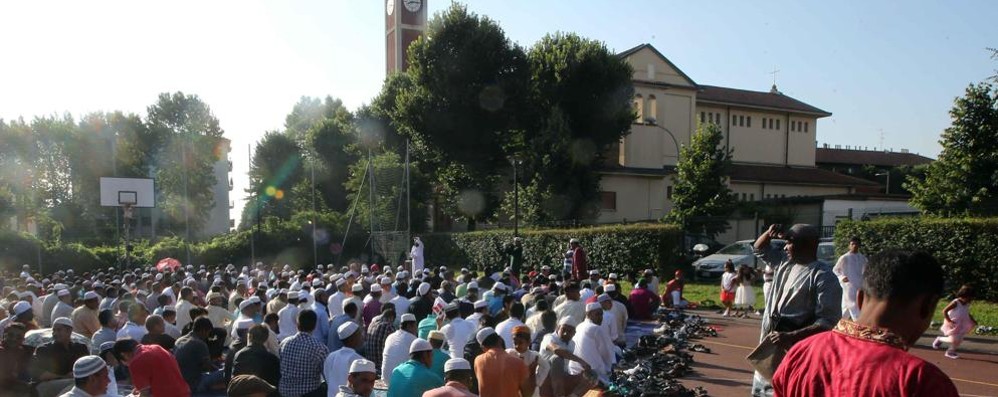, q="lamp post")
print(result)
[509,155,523,237]
[875,171,890,194]
[644,117,681,160]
